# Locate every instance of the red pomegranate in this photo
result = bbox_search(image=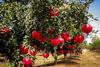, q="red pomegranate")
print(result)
[29,50,36,56]
[71,45,76,49]
[20,45,28,54]
[48,27,55,34]
[58,38,64,44]
[0,27,10,33]
[33,45,37,49]
[54,8,60,16]
[50,7,60,17]
[50,7,54,16]
[66,45,69,48]
[74,34,84,44]
[66,36,71,42]
[31,31,41,40]
[82,24,93,34]
[61,32,71,42]
[40,36,47,43]
[43,53,49,58]
[58,49,66,54]
[22,58,32,67]
[48,29,54,34]
[51,38,60,47]
[66,45,76,49]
